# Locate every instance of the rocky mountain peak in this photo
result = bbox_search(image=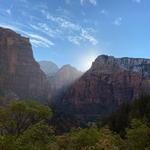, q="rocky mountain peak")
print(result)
[91,55,150,78]
[0,27,51,102]
[51,64,83,91]
[60,55,150,119]
[39,61,59,77]
[91,55,120,74]
[95,55,114,62]
[0,27,22,37]
[59,64,81,74]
